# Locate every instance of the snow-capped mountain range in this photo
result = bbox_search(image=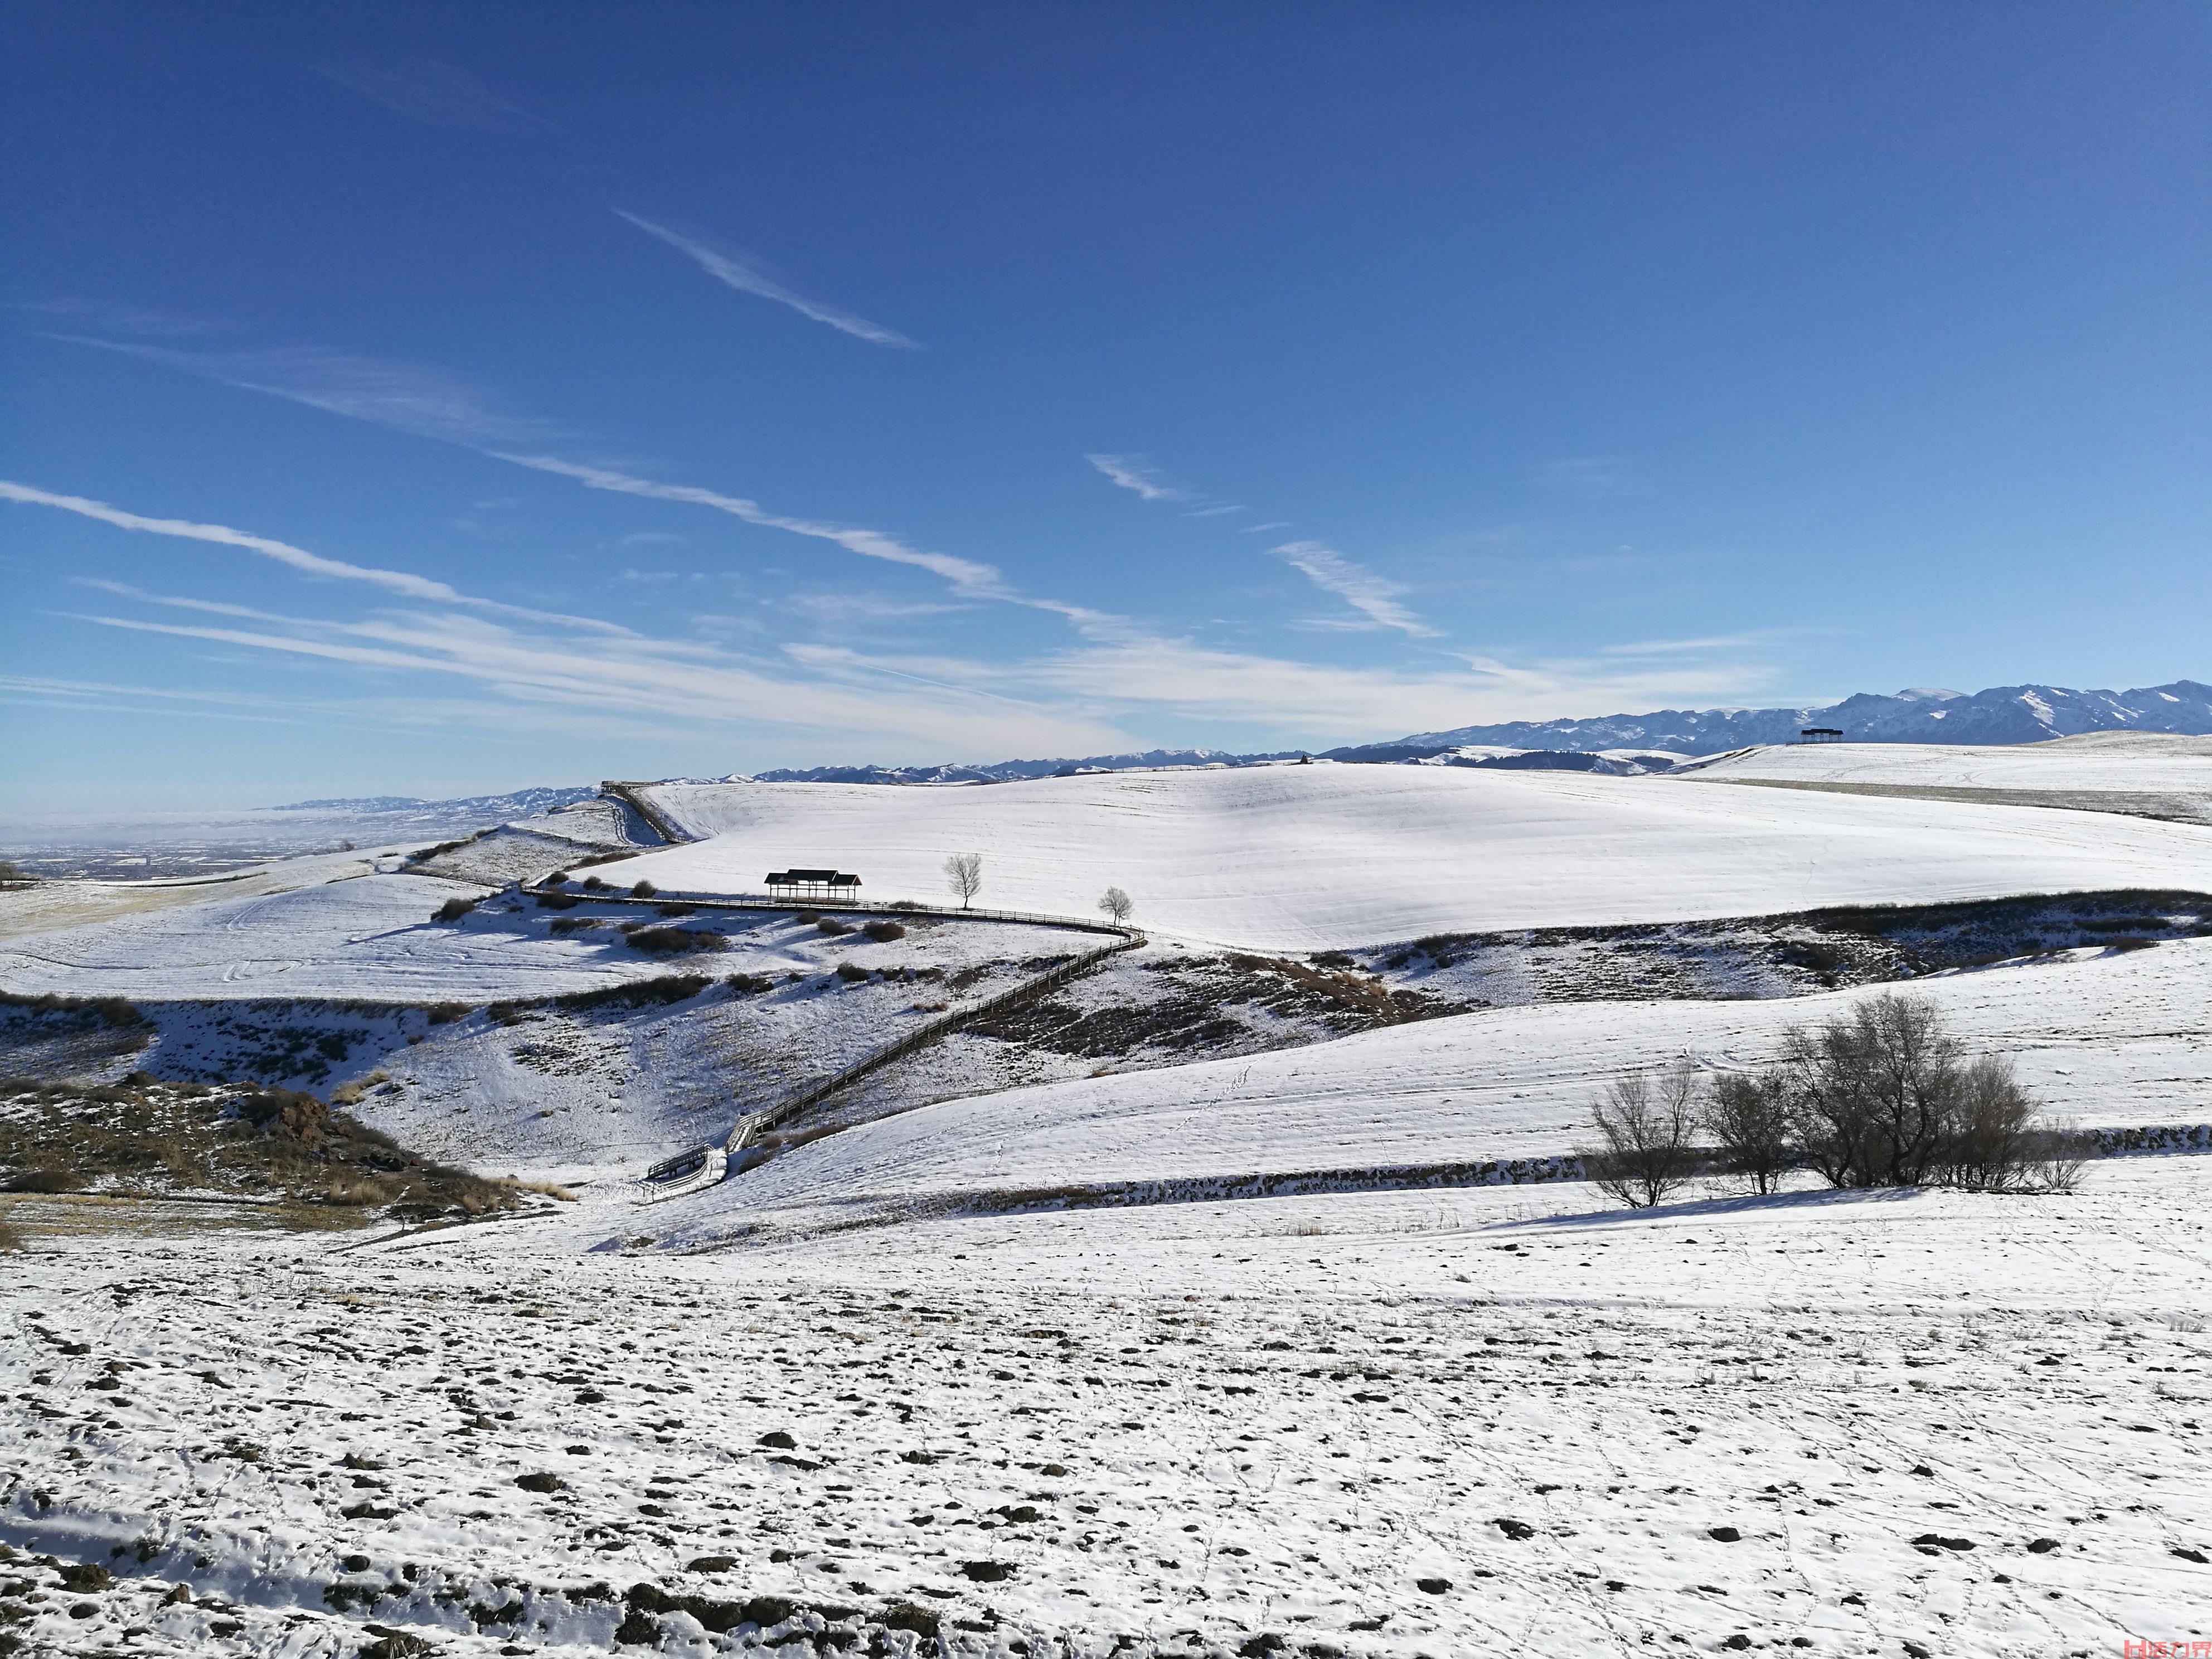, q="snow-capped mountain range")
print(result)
[751,679,2212,783]
[1378,678,2212,758]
